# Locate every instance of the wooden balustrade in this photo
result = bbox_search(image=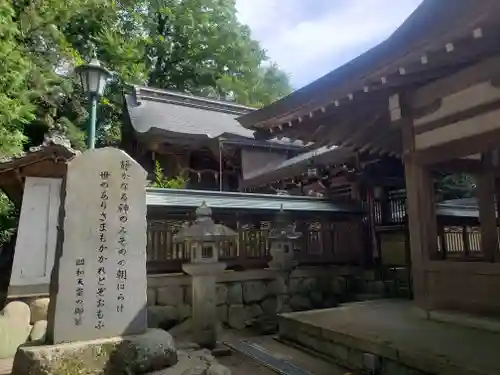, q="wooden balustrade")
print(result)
[438,225,485,260]
[146,212,365,274]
